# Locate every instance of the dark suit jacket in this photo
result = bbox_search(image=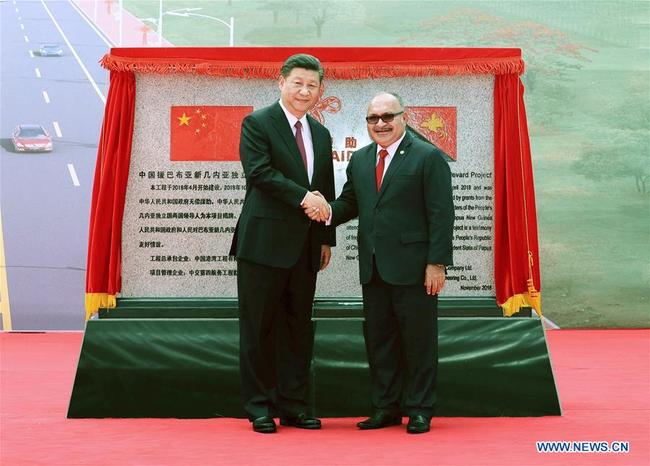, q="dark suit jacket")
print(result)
[330,131,454,285]
[230,102,336,272]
